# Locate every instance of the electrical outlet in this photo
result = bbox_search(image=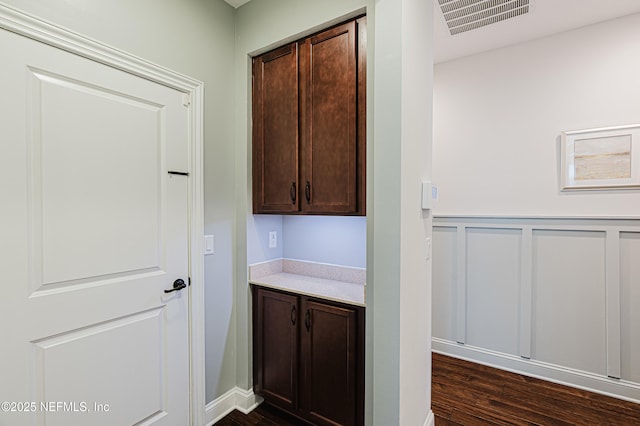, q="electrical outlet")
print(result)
[269,231,277,248]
